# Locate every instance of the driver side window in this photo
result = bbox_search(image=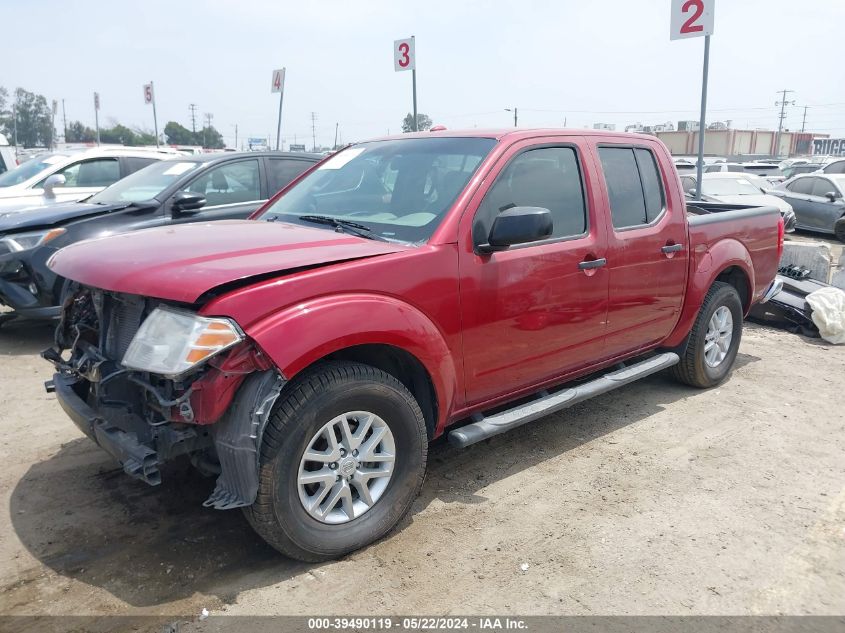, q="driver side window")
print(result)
[474,147,587,246]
